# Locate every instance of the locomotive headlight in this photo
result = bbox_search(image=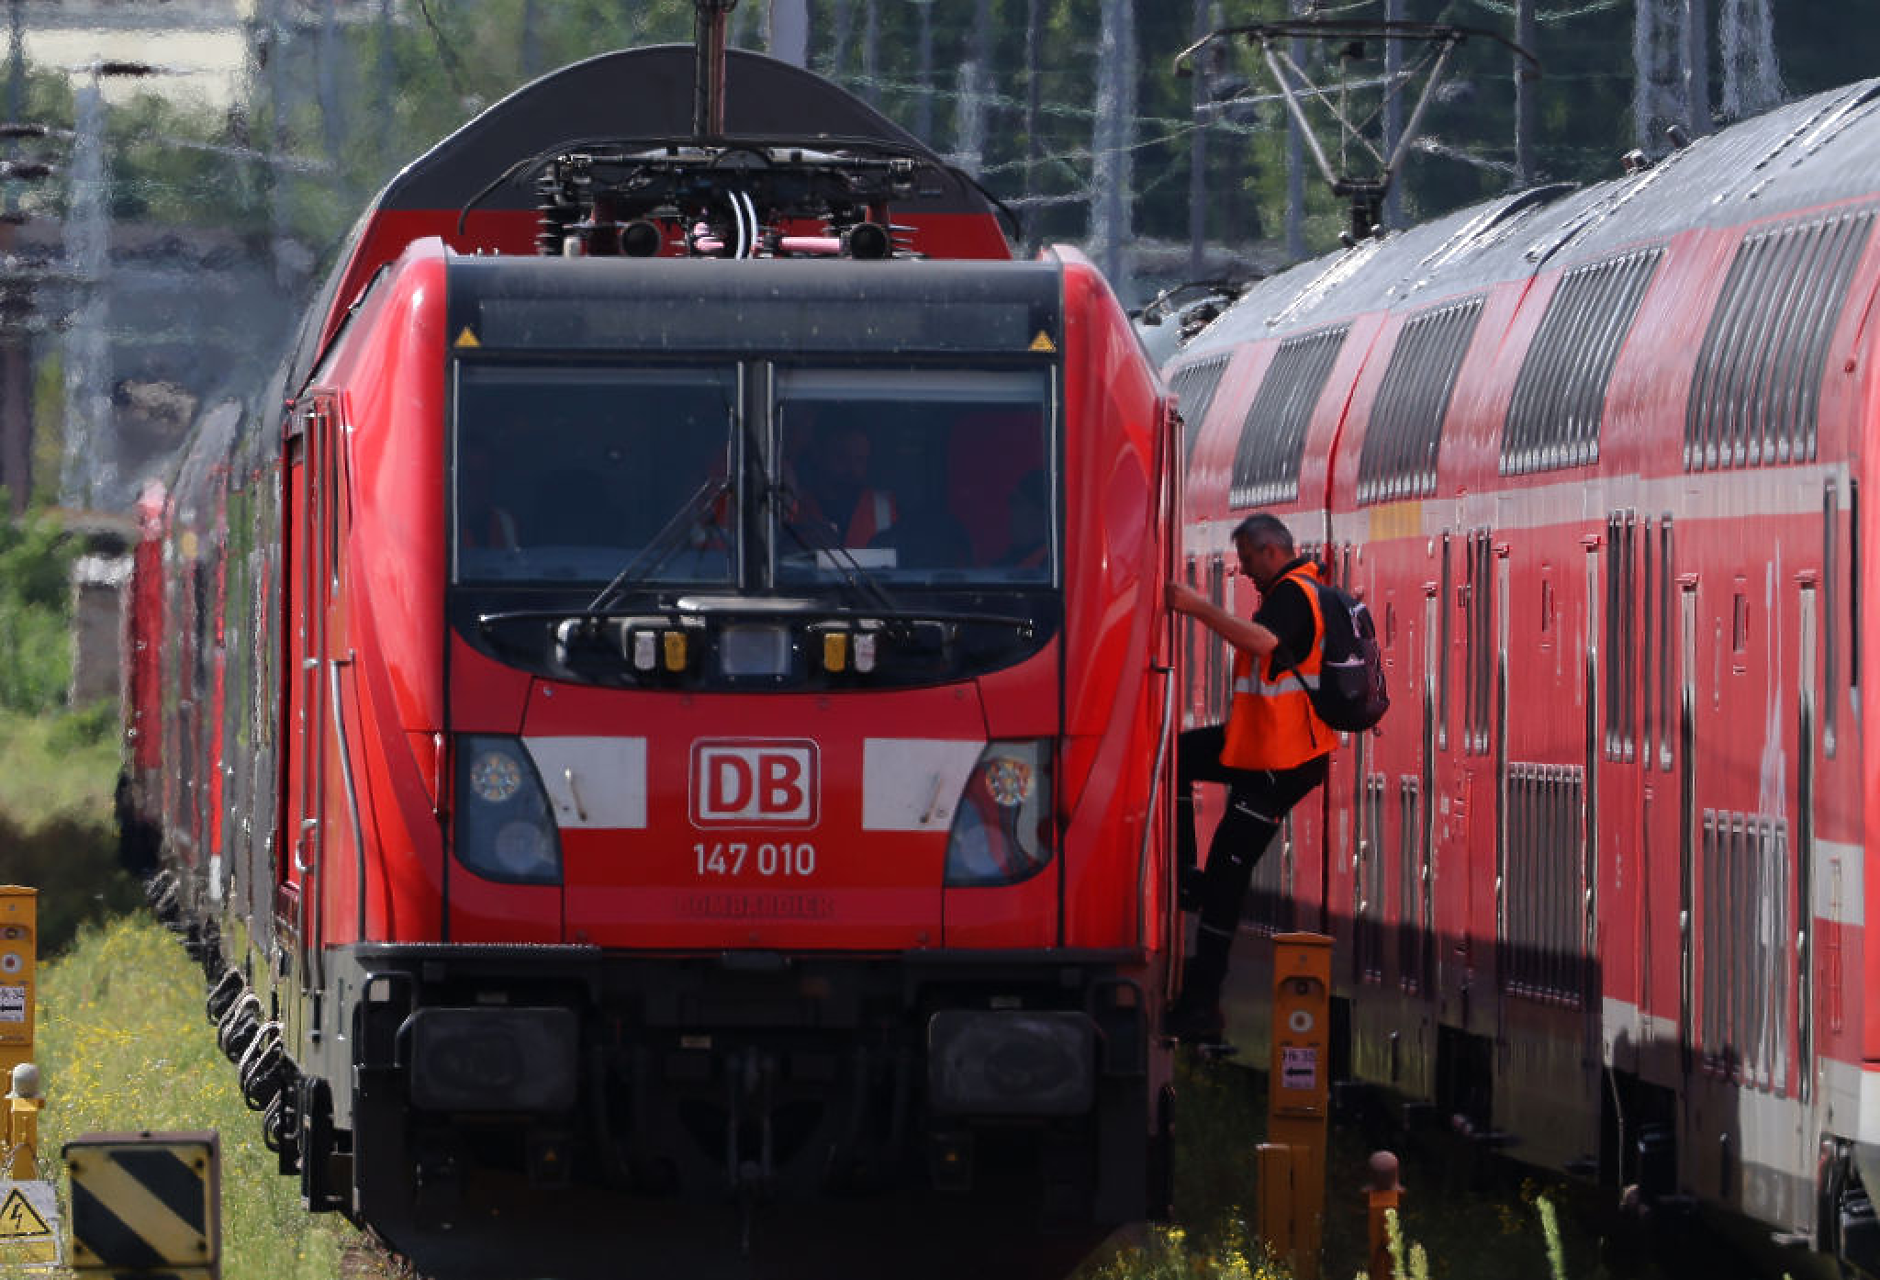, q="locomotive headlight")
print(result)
[455,735,562,885]
[468,749,523,804]
[492,821,554,875]
[944,740,1054,887]
[982,755,1034,807]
